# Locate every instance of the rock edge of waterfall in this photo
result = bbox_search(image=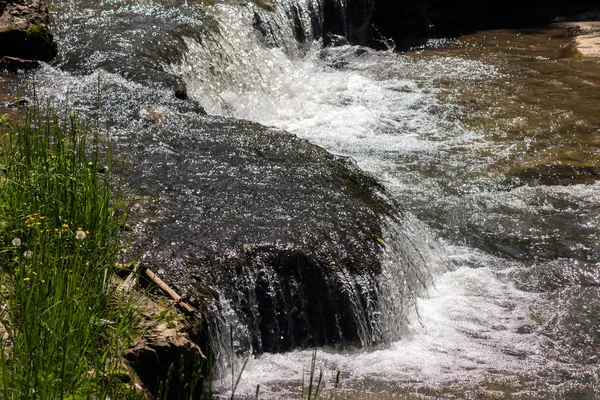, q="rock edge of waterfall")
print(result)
[117,108,405,348]
[0,0,57,71]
